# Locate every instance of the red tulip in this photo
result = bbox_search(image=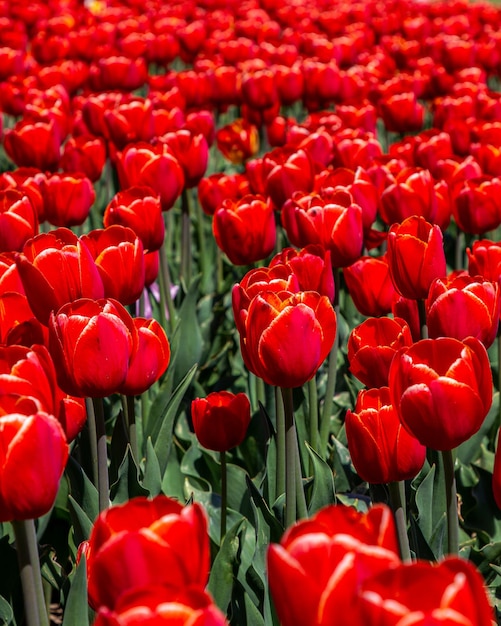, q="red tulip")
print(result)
[81,226,145,306]
[104,187,165,253]
[86,496,210,611]
[344,255,396,318]
[60,134,107,183]
[42,172,95,228]
[427,273,500,348]
[104,98,155,150]
[467,239,501,284]
[453,176,501,234]
[119,318,170,396]
[4,118,62,171]
[264,149,316,211]
[387,216,447,300]
[0,411,68,521]
[380,168,440,227]
[117,143,185,211]
[282,190,364,268]
[216,119,259,165]
[345,387,426,484]
[267,504,400,626]
[379,92,424,134]
[389,337,493,450]
[198,173,251,217]
[212,195,276,266]
[359,558,494,625]
[90,56,147,92]
[0,292,46,348]
[159,129,209,188]
[348,317,413,388]
[93,587,228,626]
[15,228,104,325]
[191,391,251,452]
[0,167,46,223]
[48,298,136,398]
[0,189,38,253]
[238,290,336,388]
